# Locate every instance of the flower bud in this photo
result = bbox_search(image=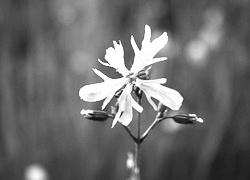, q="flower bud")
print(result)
[80,109,112,121]
[137,66,151,80]
[133,86,143,98]
[172,114,203,124]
